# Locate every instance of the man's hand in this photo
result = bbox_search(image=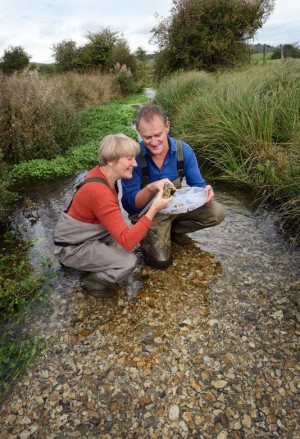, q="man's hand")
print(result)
[147,178,176,194]
[204,185,214,203]
[135,179,176,210]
